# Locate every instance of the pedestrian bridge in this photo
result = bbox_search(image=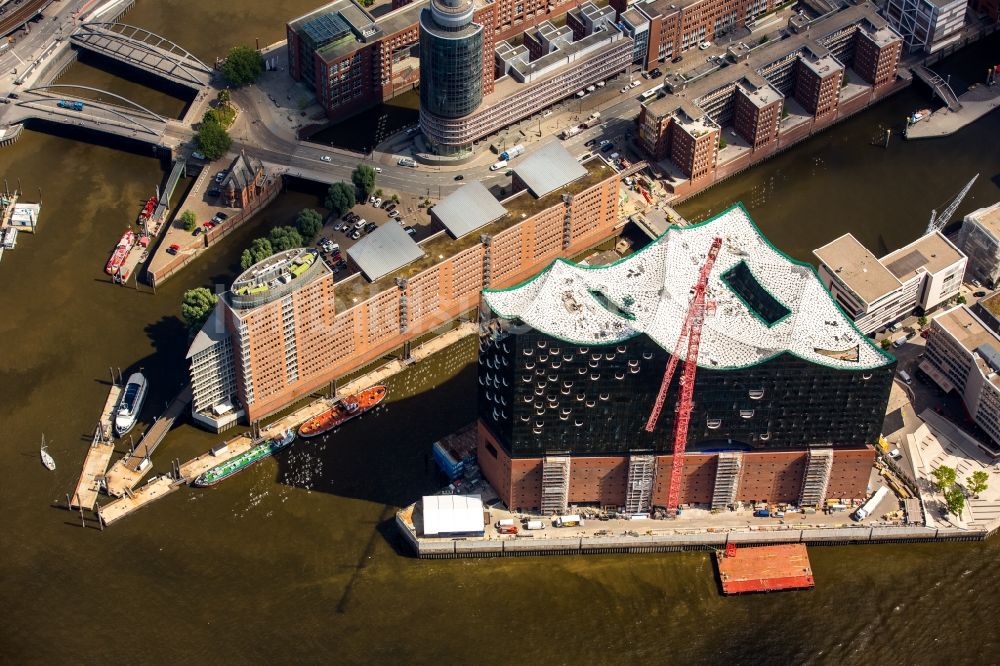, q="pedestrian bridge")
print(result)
[70,22,213,90]
[2,84,168,142]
